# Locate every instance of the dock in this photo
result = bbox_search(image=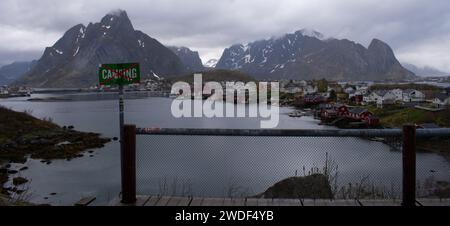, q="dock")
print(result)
[108,196,450,206]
